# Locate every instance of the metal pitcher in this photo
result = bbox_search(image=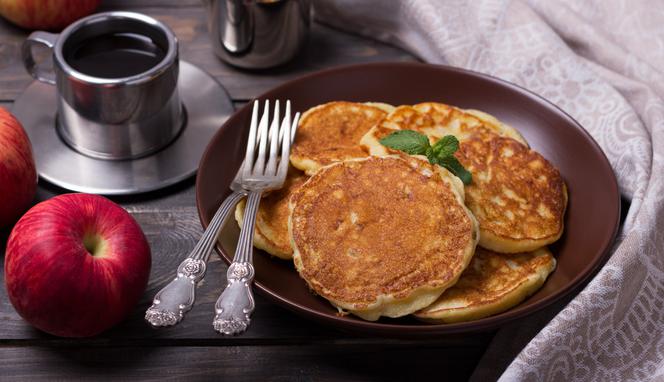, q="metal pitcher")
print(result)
[204,0,311,69]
